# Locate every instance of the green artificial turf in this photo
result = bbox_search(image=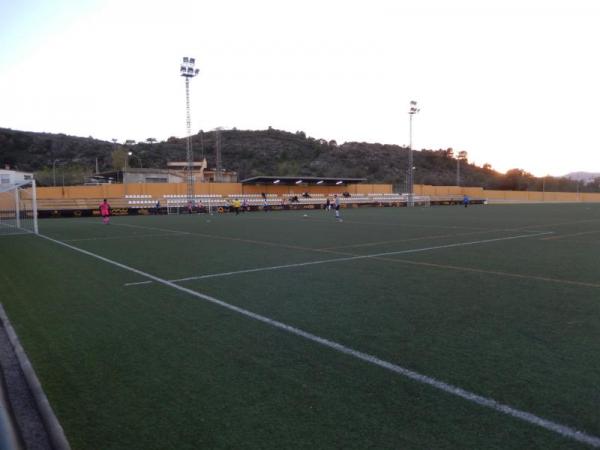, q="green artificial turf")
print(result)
[1,204,599,449]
